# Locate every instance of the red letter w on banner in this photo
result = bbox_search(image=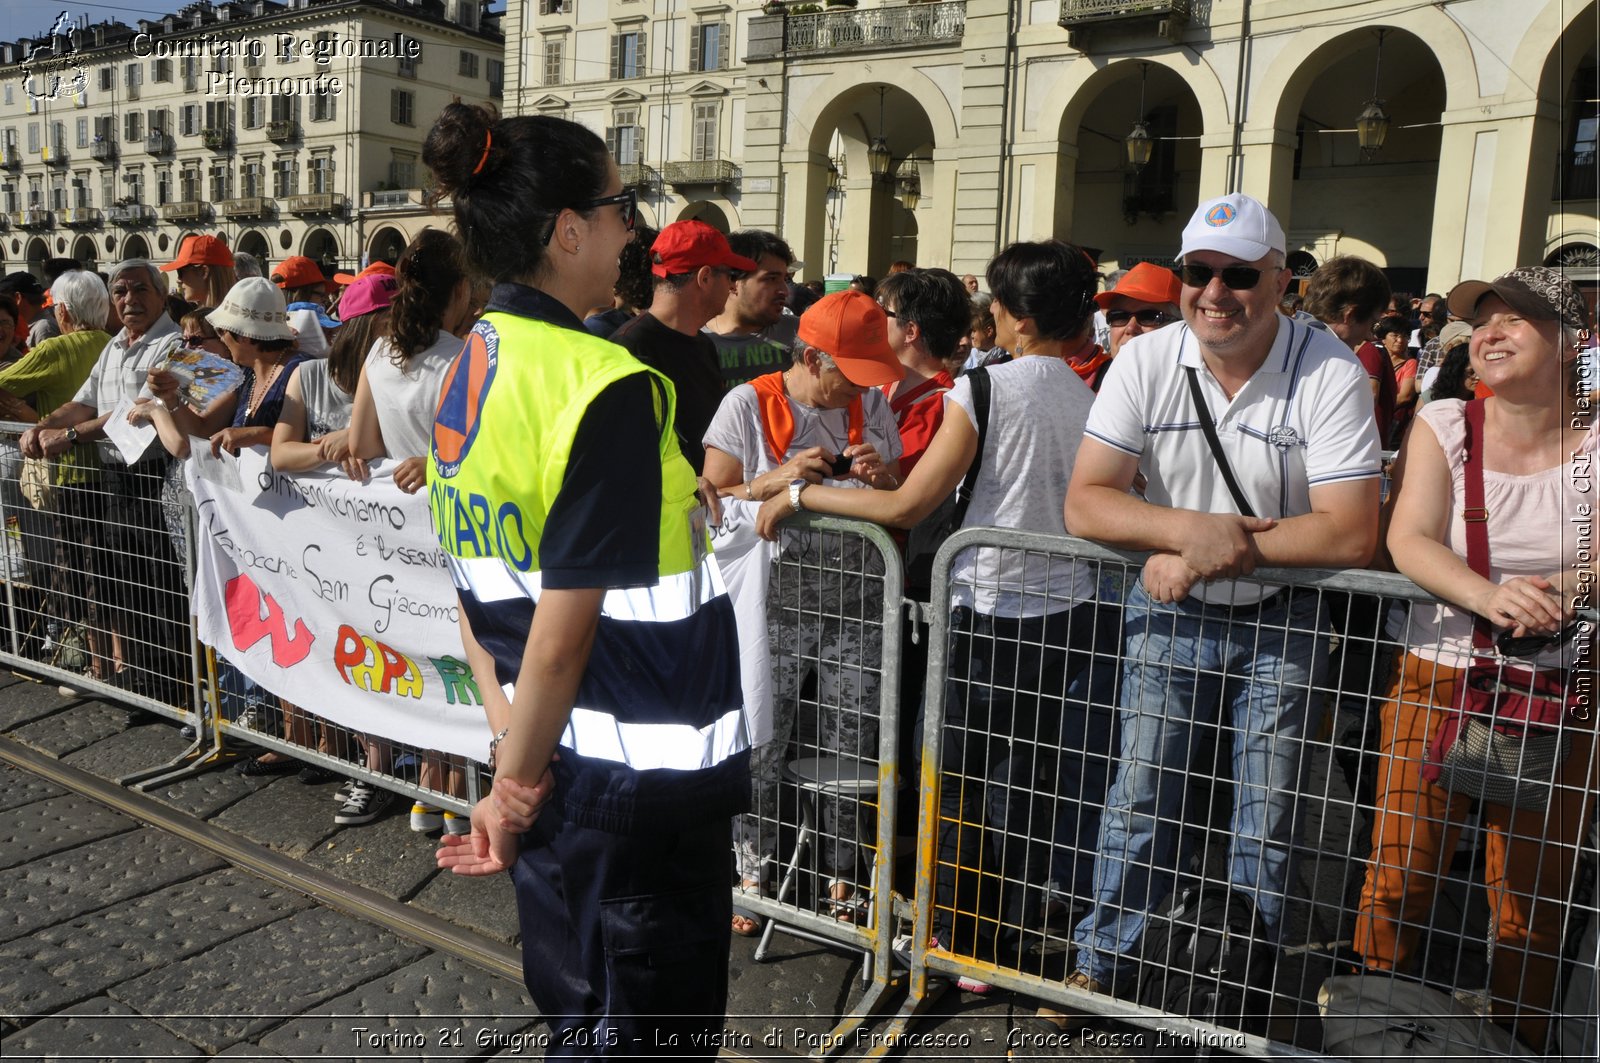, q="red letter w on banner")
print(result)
[225,573,315,667]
